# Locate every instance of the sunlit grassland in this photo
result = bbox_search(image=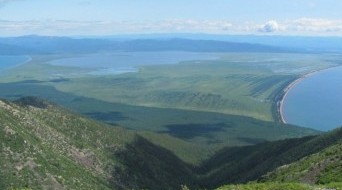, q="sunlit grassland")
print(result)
[0,52,338,164]
[48,53,338,121]
[1,52,336,126]
[1,52,335,126]
[0,53,335,162]
[1,53,337,121]
[0,80,319,164]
